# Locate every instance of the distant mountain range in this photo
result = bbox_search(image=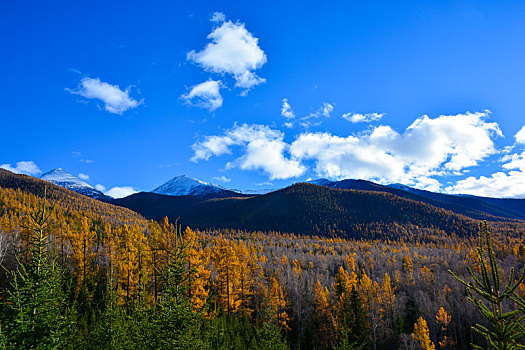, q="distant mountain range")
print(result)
[113,175,525,238]
[307,178,525,221]
[6,167,525,238]
[115,182,486,238]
